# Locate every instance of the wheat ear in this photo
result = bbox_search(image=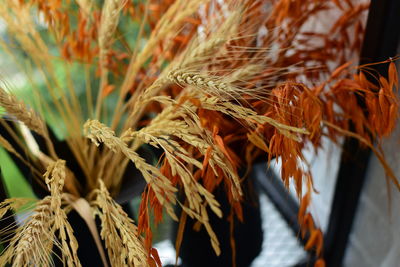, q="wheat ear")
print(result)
[112,0,210,129]
[0,87,46,136]
[126,126,222,217]
[120,5,237,131]
[146,96,244,200]
[0,160,82,267]
[44,160,81,267]
[0,197,54,267]
[92,180,149,266]
[75,0,93,17]
[198,95,309,139]
[178,9,242,69]
[98,0,125,54]
[167,70,245,100]
[84,119,178,220]
[96,0,125,118]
